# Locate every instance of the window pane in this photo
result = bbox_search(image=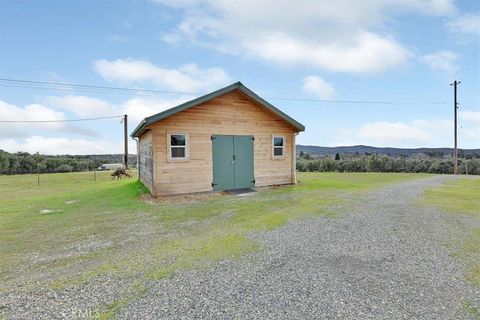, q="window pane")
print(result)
[171,134,186,146]
[171,147,186,158]
[274,147,283,156]
[273,137,284,146]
